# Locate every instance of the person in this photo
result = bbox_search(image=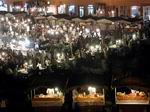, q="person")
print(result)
[61,90,73,112]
